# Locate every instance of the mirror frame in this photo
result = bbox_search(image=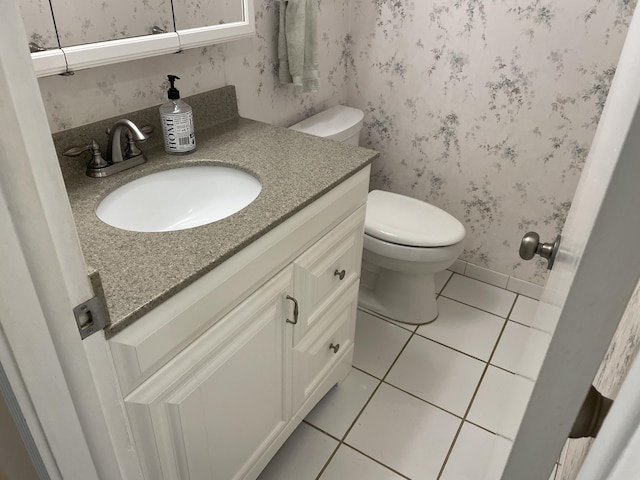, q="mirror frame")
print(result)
[31,0,255,77]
